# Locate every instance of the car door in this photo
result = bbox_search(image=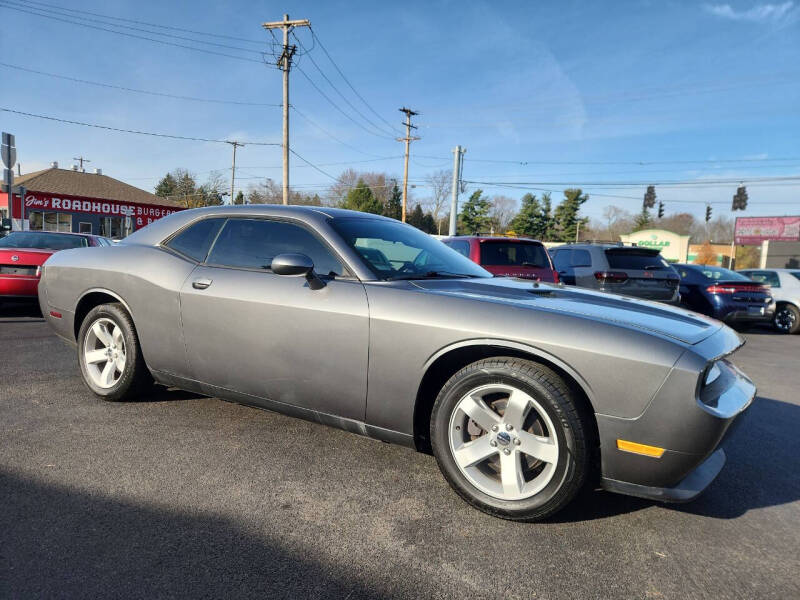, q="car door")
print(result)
[178,217,370,422]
